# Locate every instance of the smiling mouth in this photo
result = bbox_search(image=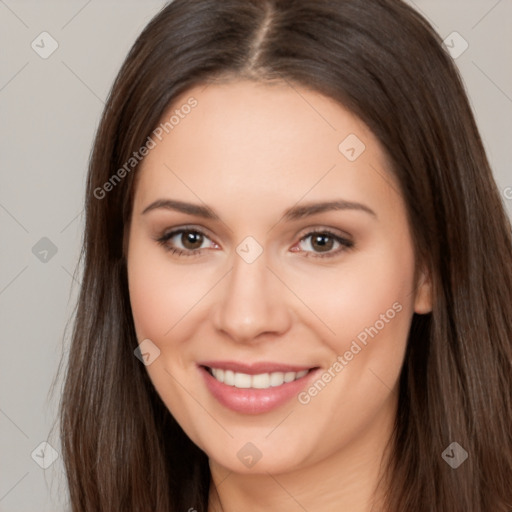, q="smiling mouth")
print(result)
[198,362,321,414]
[202,366,316,389]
